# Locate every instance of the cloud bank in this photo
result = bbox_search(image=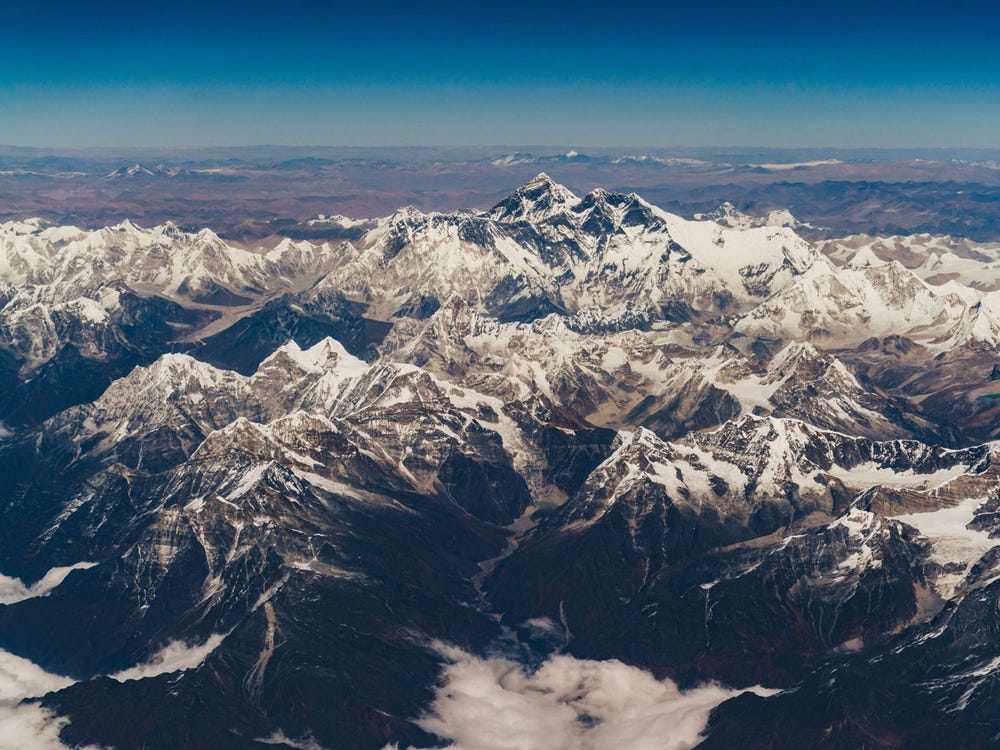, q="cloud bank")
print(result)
[389,645,777,750]
[0,563,98,606]
[0,629,225,747]
[0,704,81,750]
[0,650,74,705]
[0,648,86,750]
[110,632,228,682]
